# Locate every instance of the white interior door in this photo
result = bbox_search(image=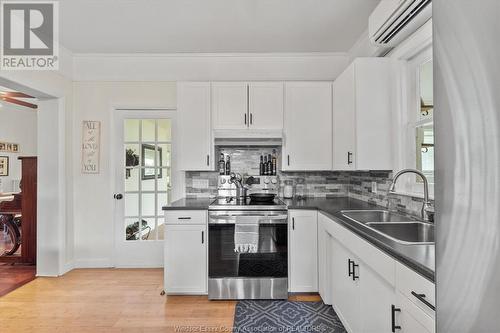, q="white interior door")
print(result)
[113,109,176,267]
